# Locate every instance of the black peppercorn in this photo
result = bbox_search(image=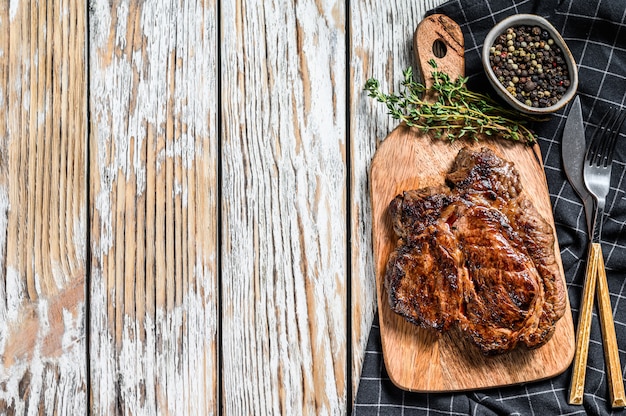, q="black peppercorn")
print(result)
[524,80,536,92]
[488,23,571,108]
